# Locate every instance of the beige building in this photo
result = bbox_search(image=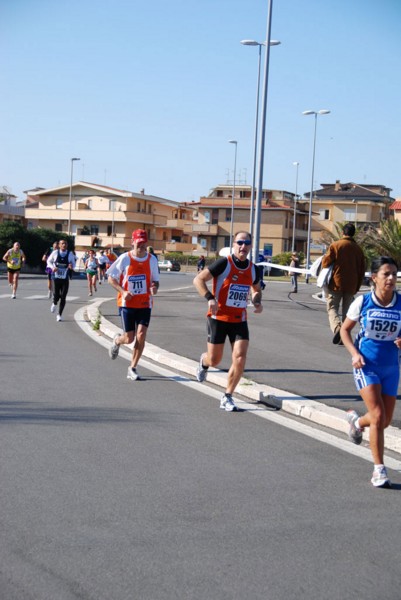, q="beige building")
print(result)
[24,182,199,256]
[308,181,394,235]
[182,184,309,257]
[303,180,395,261]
